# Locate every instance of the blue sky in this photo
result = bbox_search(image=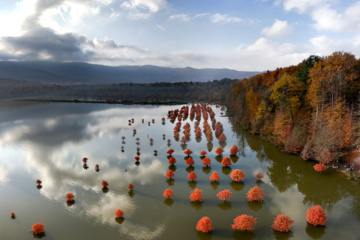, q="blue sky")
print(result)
[0,0,359,71]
